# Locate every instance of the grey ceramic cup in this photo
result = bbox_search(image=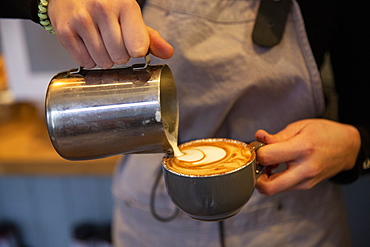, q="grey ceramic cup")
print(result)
[162,138,265,222]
